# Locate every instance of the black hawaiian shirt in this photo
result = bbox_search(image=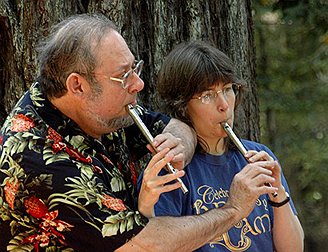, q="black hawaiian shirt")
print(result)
[0,81,170,251]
